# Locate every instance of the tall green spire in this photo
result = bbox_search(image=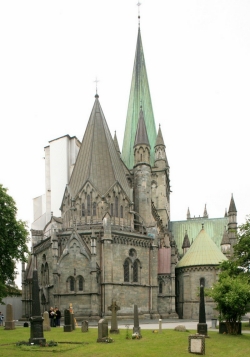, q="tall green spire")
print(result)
[122,28,157,169]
